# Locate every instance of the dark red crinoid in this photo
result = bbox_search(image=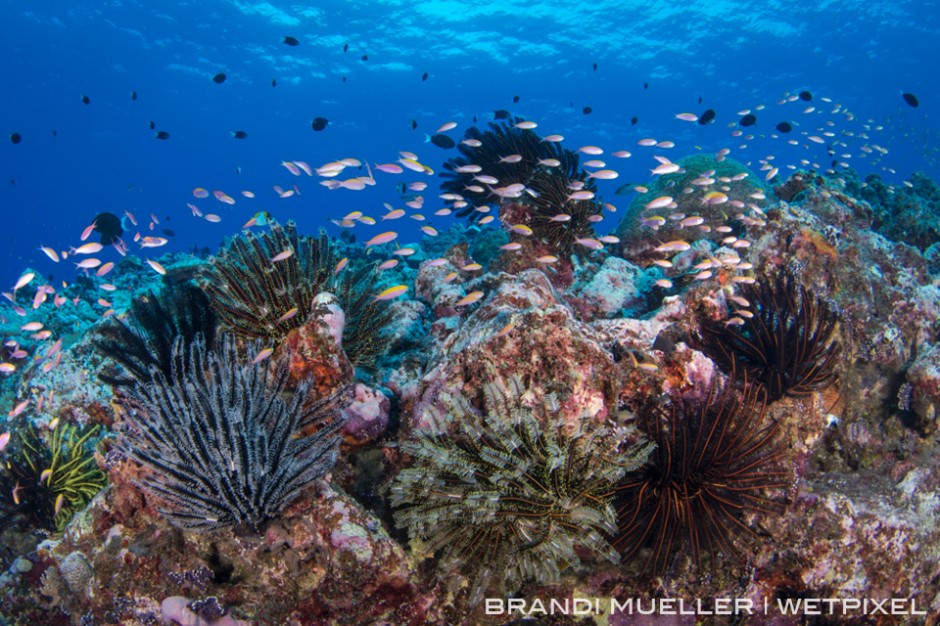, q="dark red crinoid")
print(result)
[613,379,789,574]
[694,273,841,402]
